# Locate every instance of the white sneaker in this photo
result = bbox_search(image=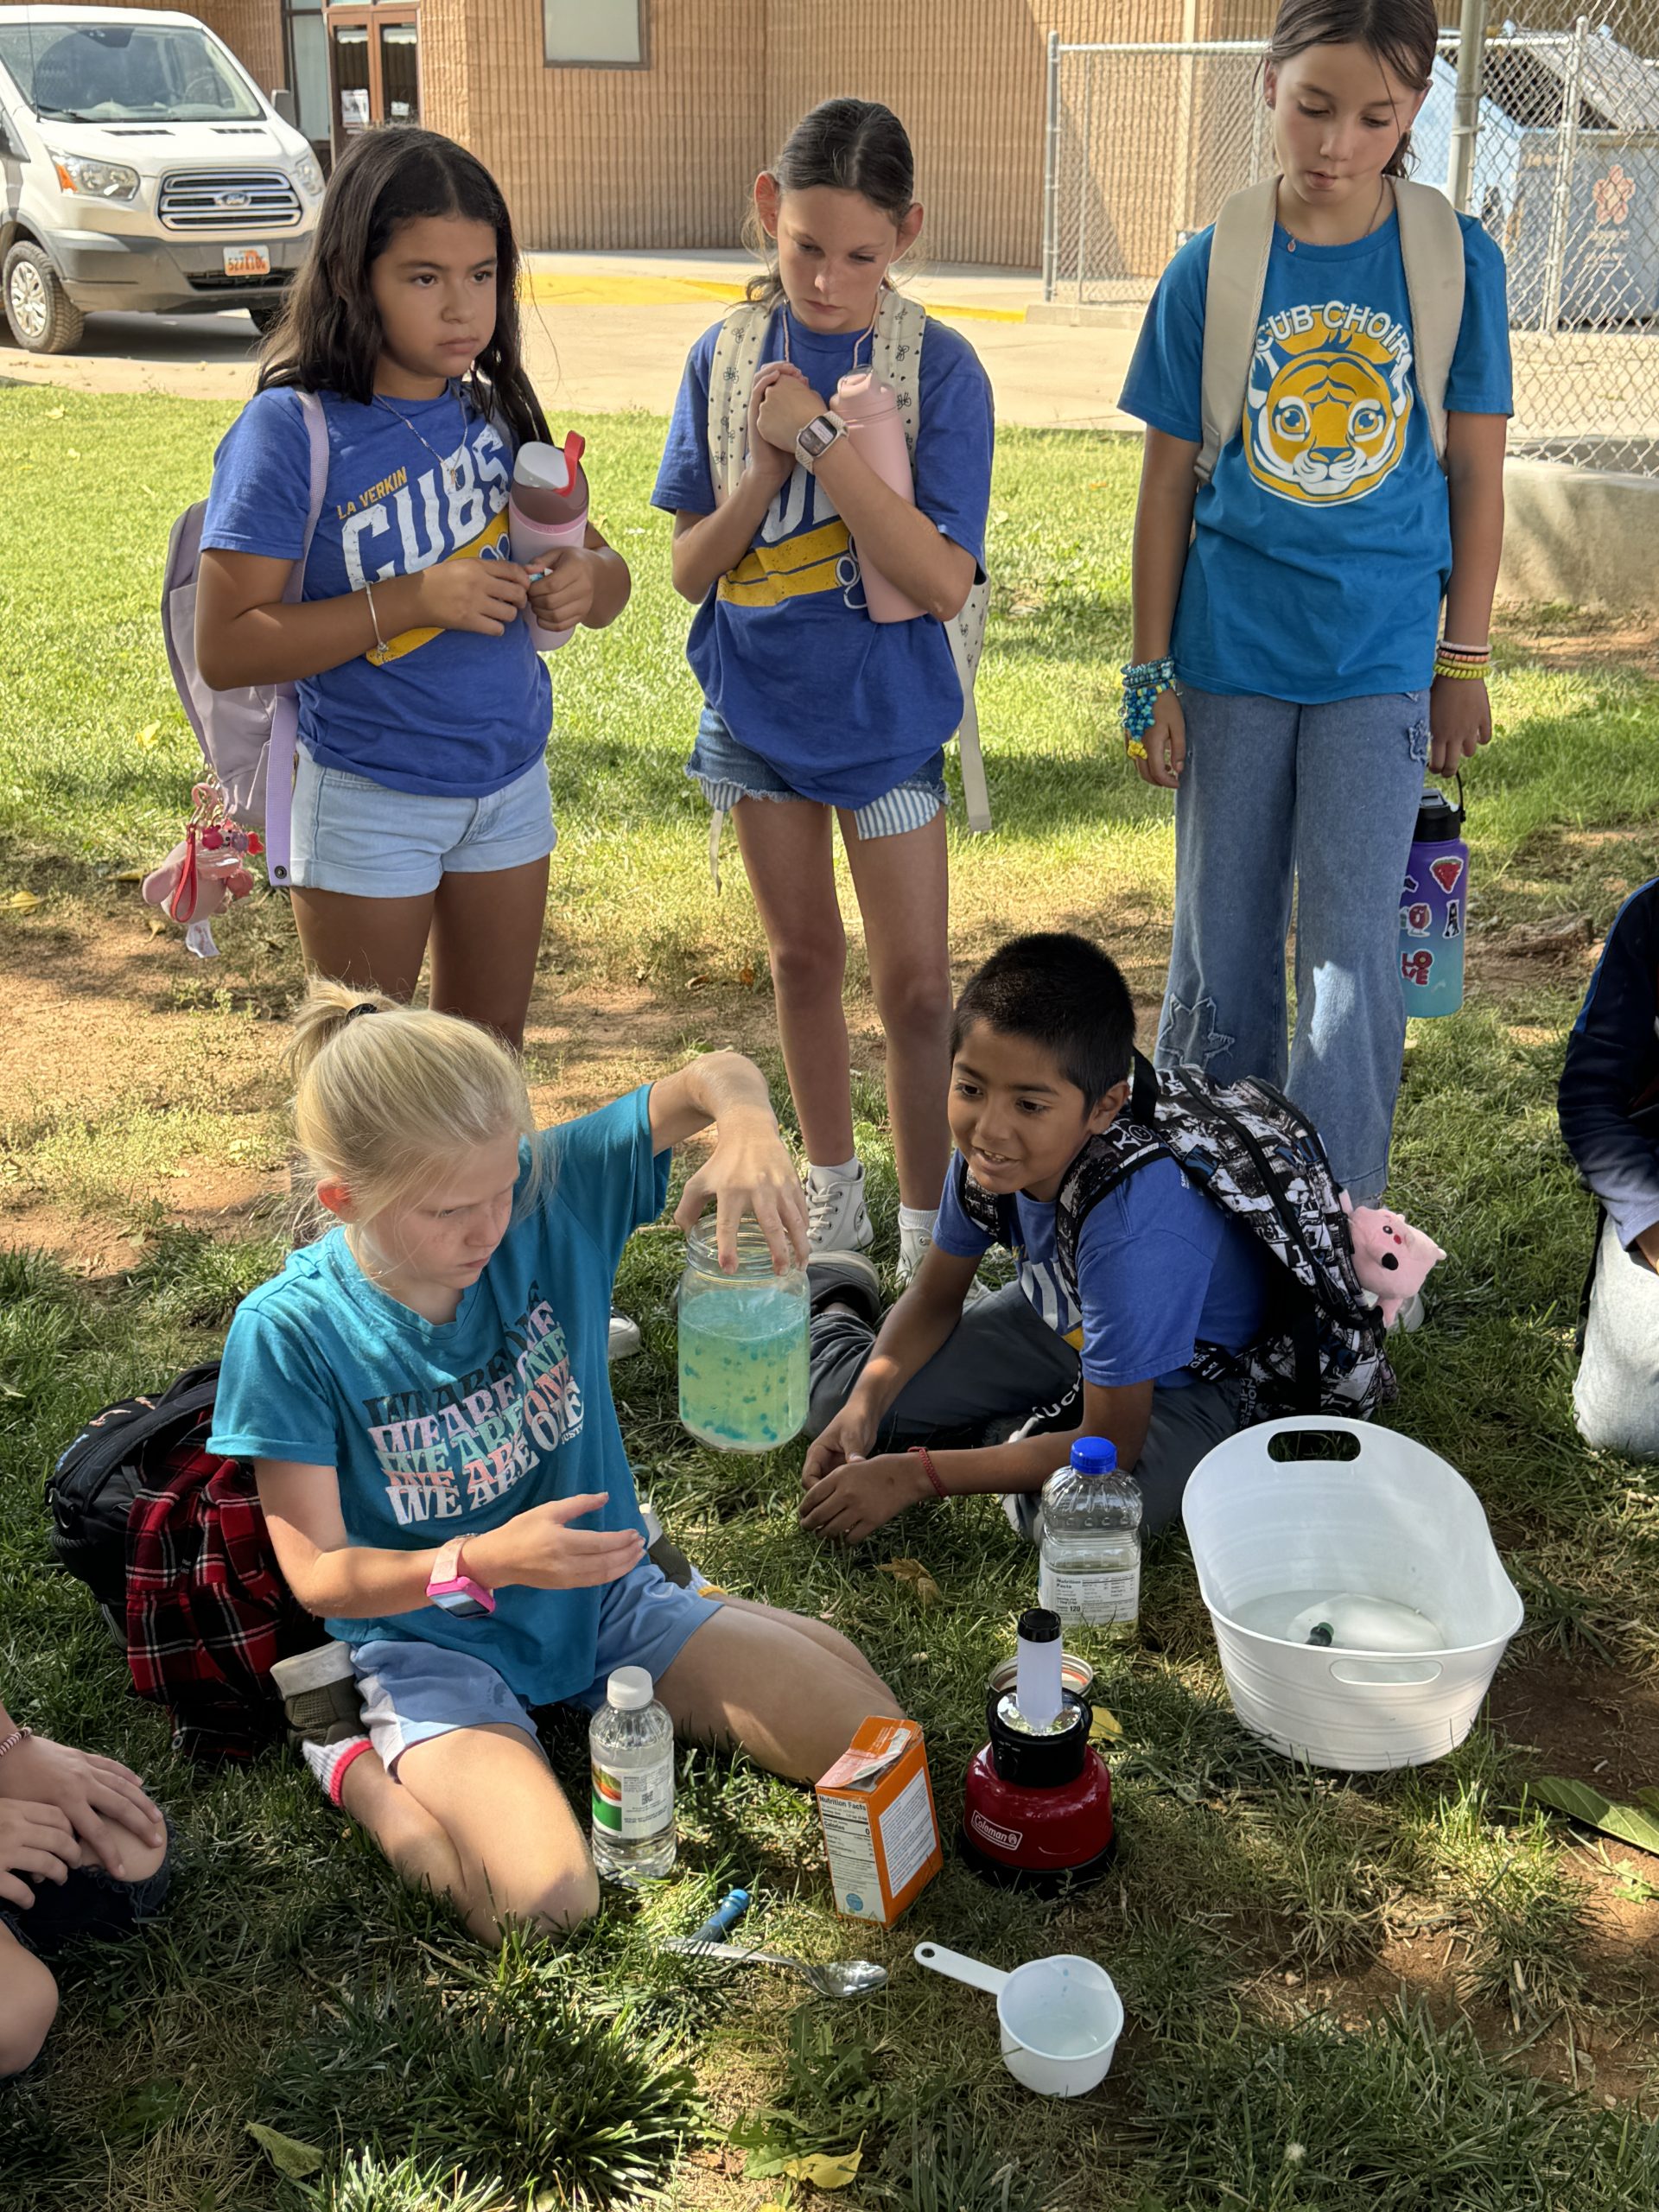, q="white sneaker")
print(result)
[897,1217,989,1304]
[608,1307,642,1360]
[805,1163,874,1255]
